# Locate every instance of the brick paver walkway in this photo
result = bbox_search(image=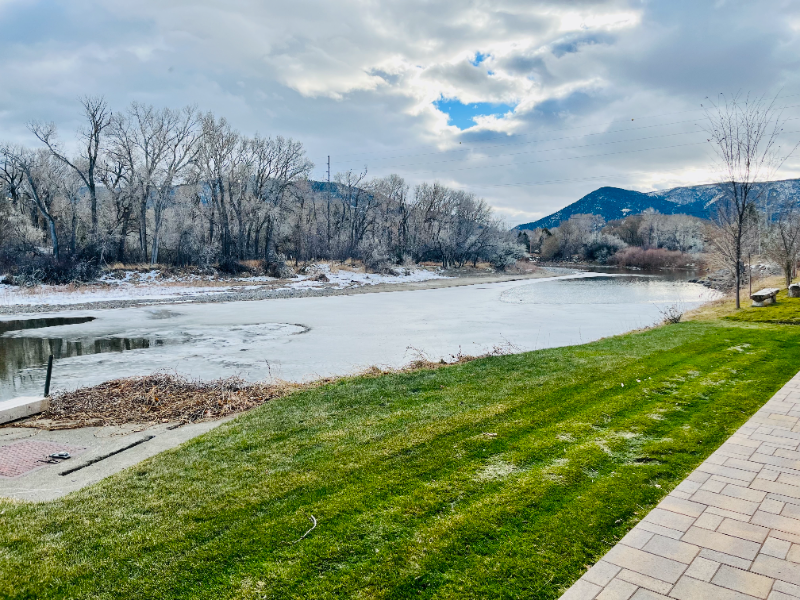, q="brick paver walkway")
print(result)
[561,372,800,600]
[0,440,86,478]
